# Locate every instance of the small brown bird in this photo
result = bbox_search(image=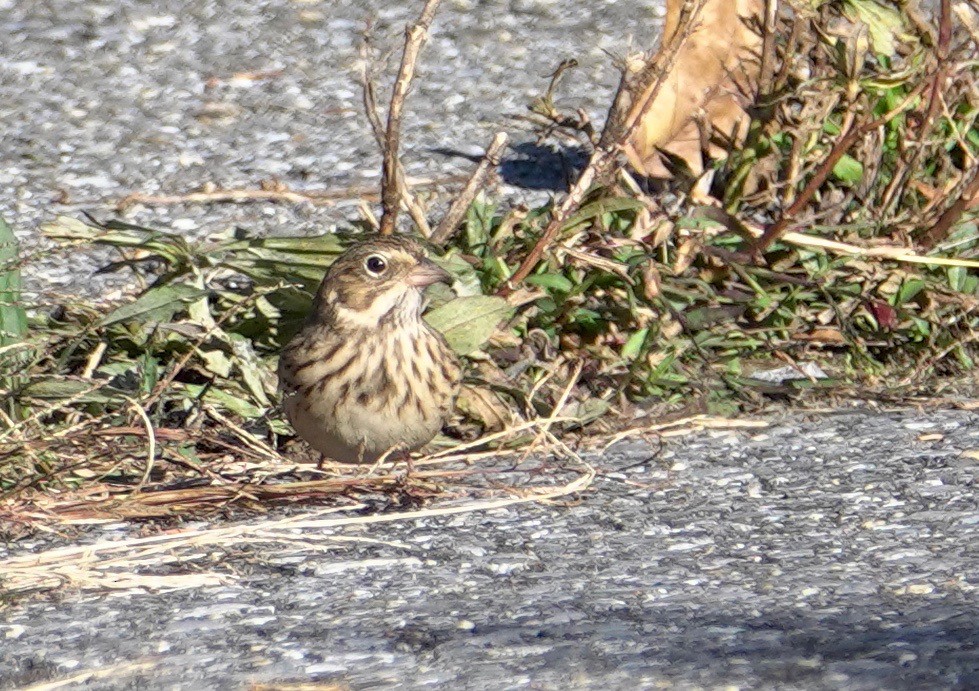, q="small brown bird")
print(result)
[278,236,462,464]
